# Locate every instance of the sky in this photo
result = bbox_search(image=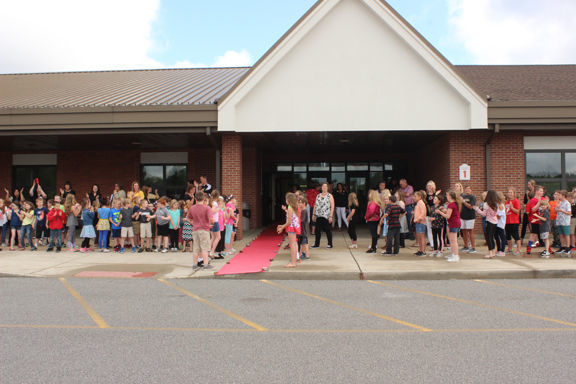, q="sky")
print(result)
[1,0,575,74]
